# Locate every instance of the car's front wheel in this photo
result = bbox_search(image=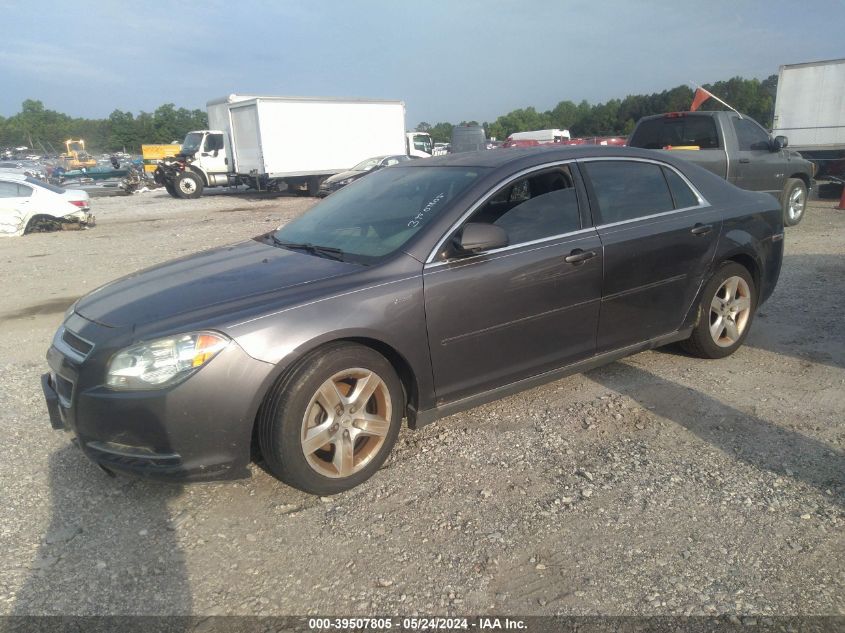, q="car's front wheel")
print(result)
[258,343,403,495]
[781,178,807,227]
[682,262,756,359]
[174,171,203,199]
